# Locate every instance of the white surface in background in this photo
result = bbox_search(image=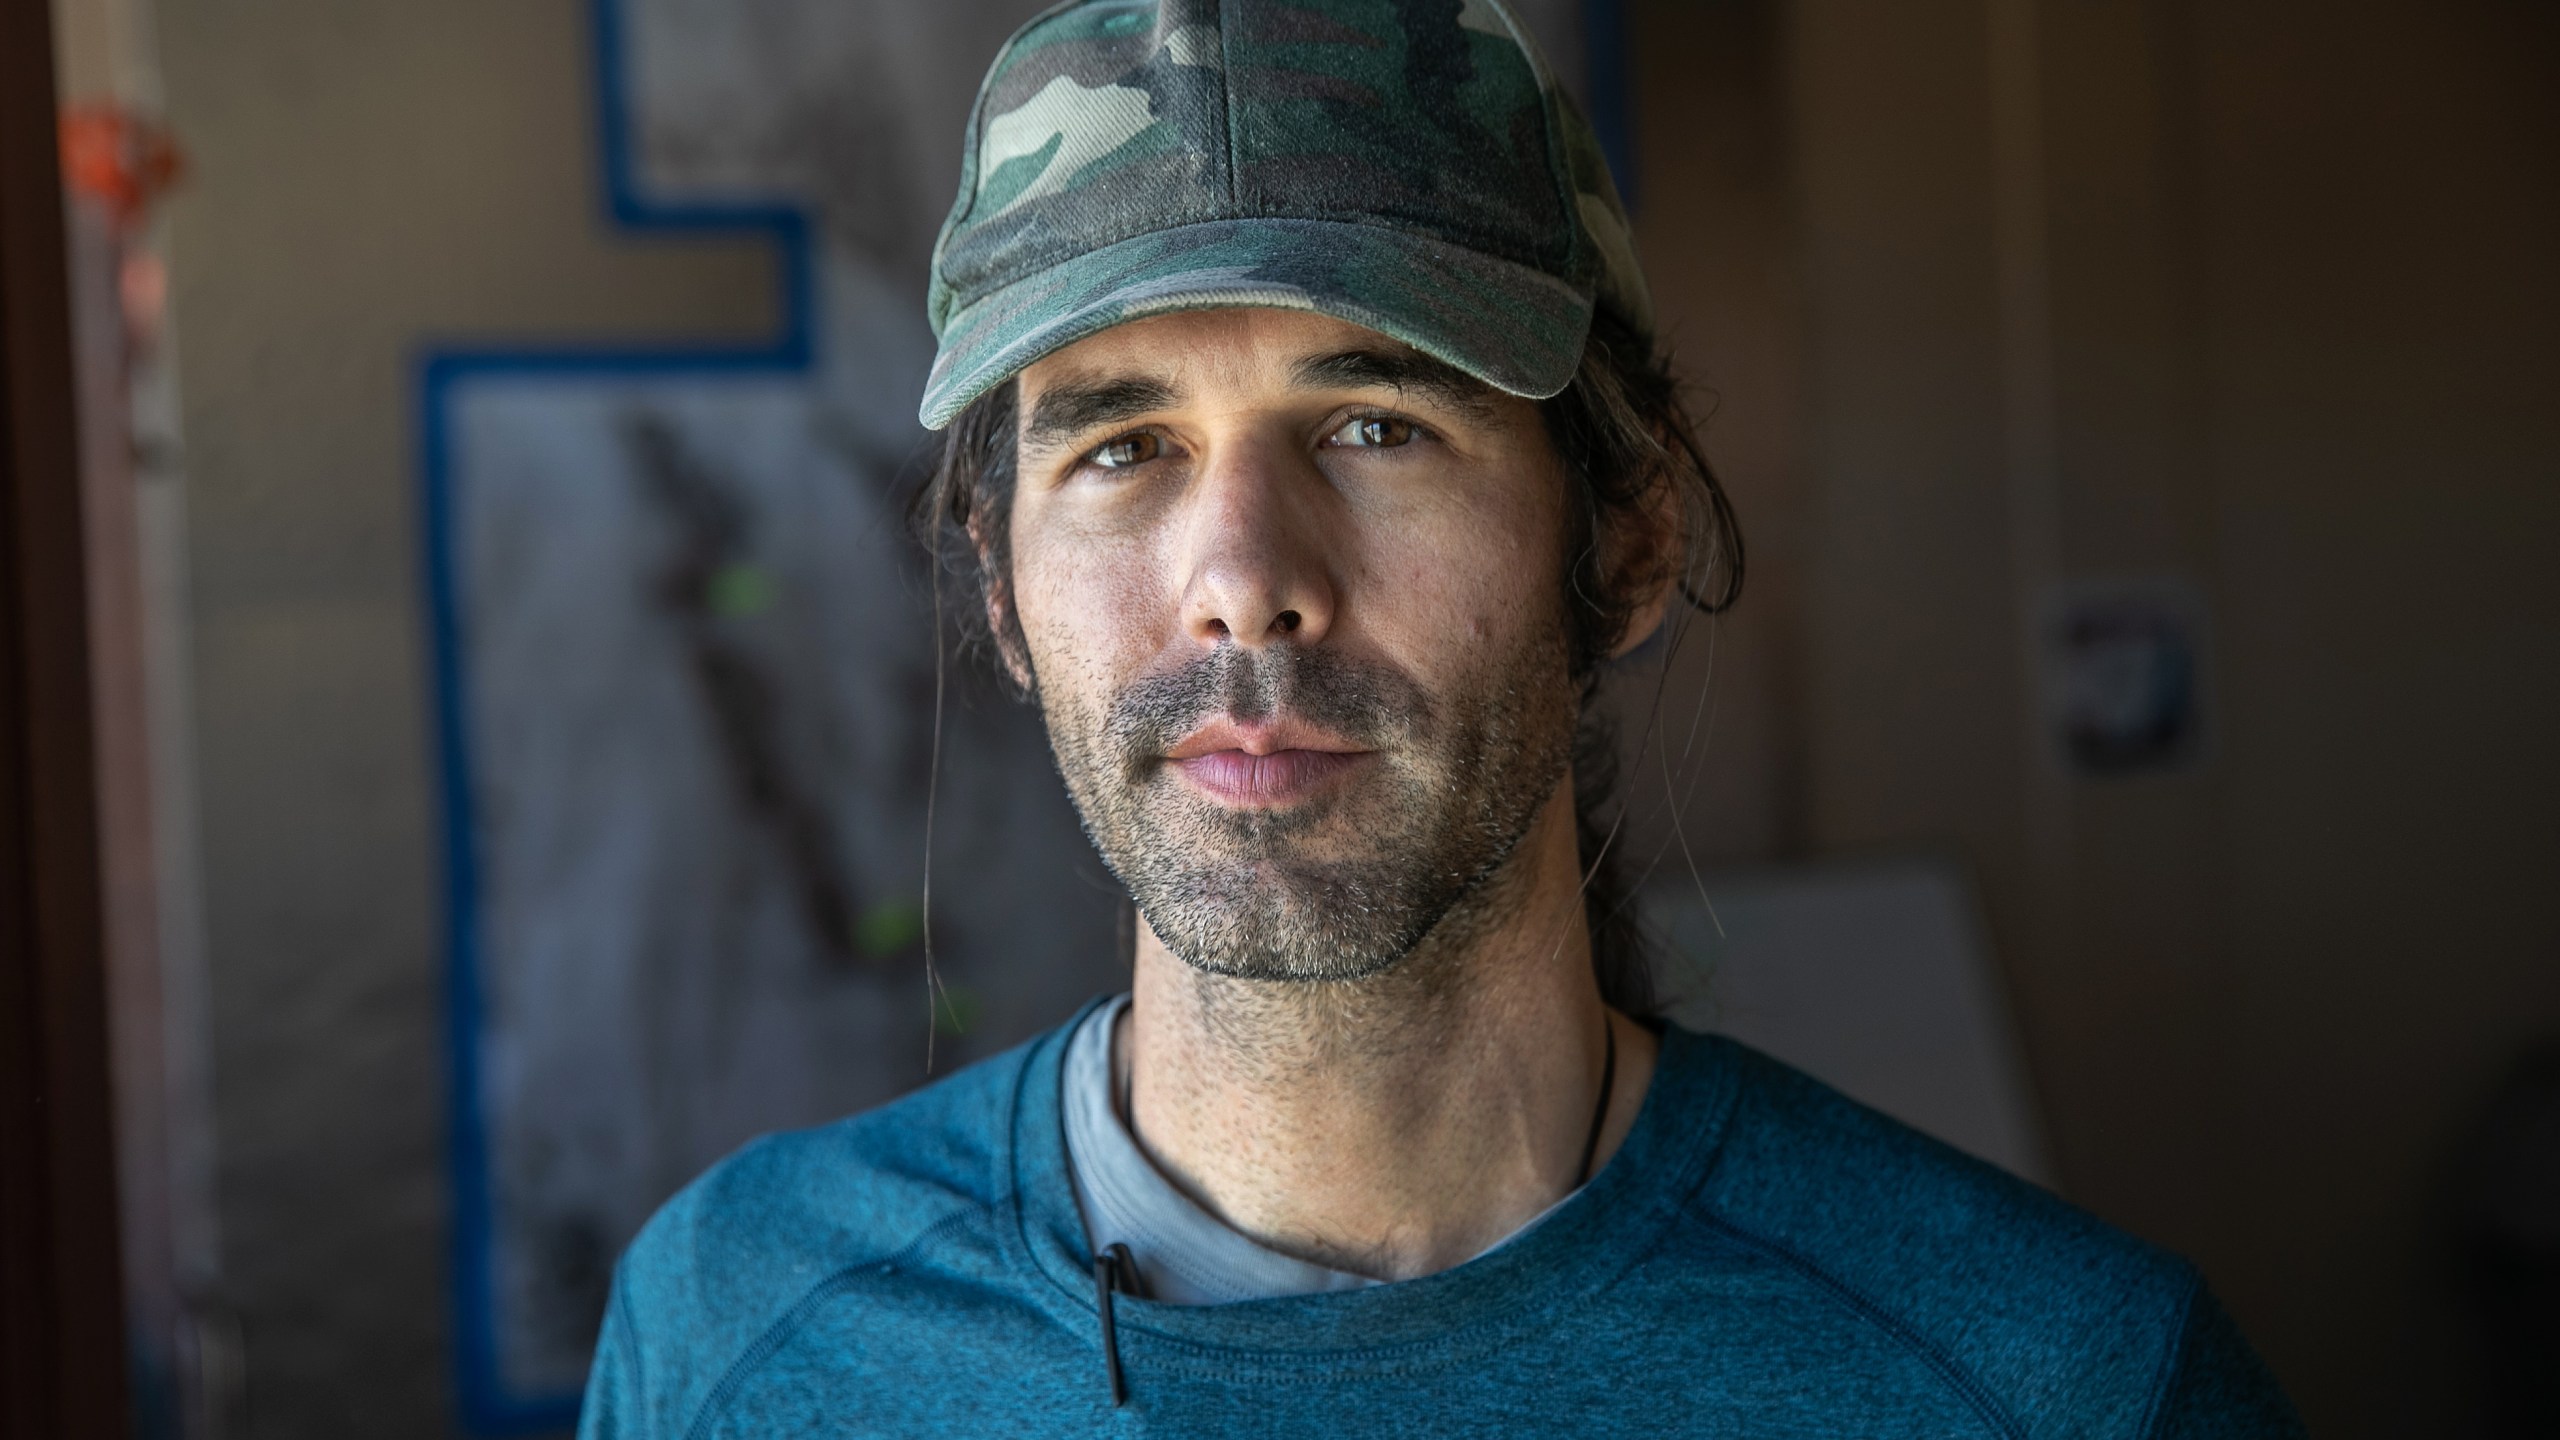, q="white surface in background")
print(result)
[1648,857,2054,1186]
